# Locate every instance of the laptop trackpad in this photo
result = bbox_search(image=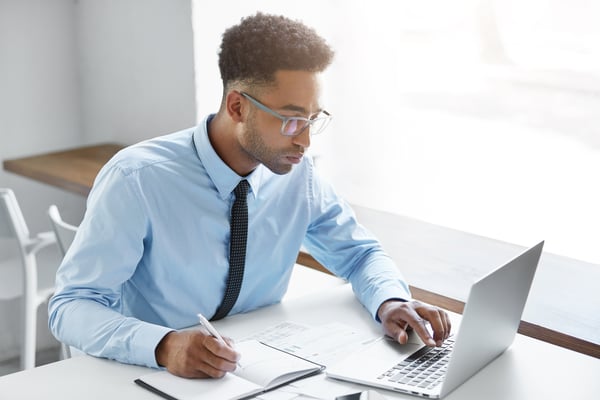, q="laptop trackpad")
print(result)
[328,337,422,376]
